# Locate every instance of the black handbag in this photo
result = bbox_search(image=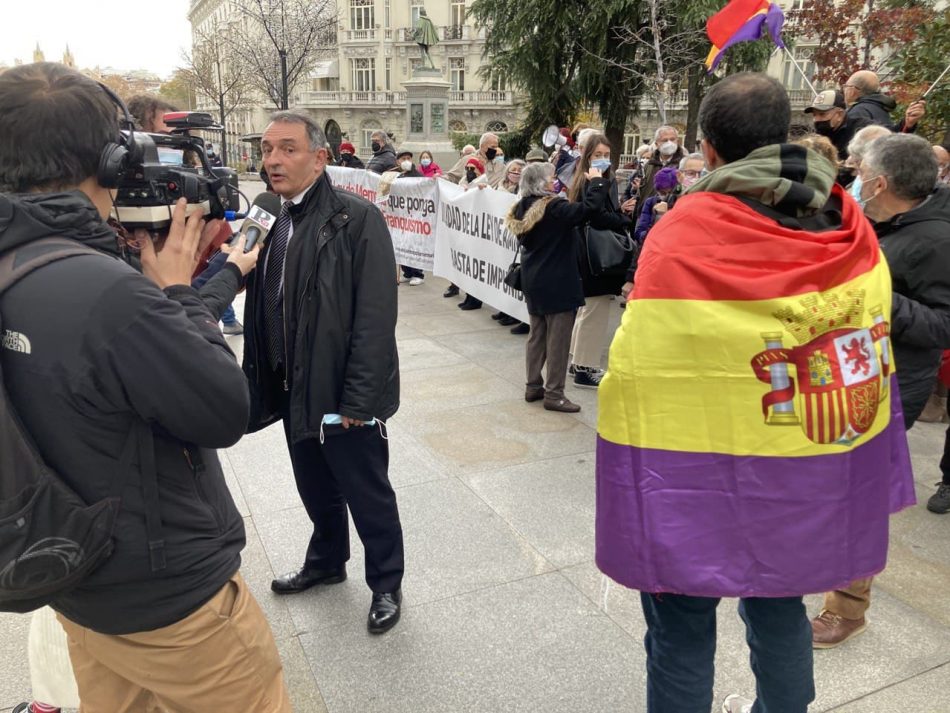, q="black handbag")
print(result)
[585,224,636,275]
[503,243,523,291]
